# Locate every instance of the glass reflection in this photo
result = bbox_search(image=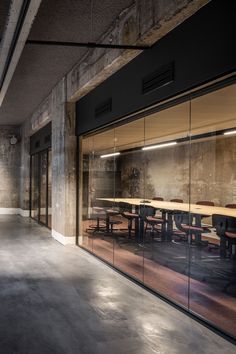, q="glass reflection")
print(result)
[30,149,52,229]
[48,149,52,228]
[31,154,39,220]
[39,151,48,225]
[189,84,236,337]
[80,81,236,338]
[113,119,145,282]
[143,102,190,308]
